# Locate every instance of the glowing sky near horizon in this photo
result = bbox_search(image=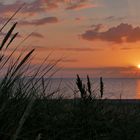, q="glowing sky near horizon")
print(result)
[1,0,140,78]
